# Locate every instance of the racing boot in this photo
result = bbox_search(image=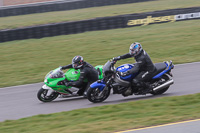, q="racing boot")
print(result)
[132,79,152,94]
[140,82,153,94]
